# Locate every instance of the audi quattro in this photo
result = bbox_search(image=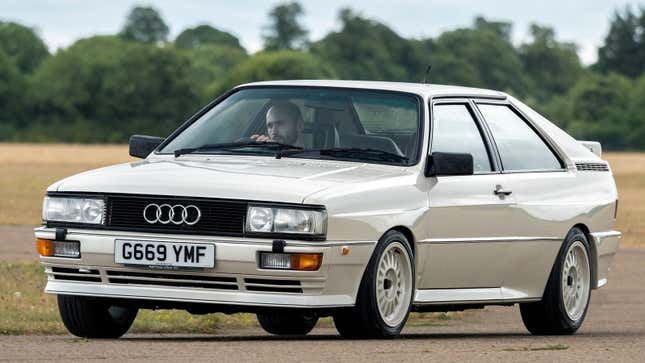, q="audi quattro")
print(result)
[35,80,620,339]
